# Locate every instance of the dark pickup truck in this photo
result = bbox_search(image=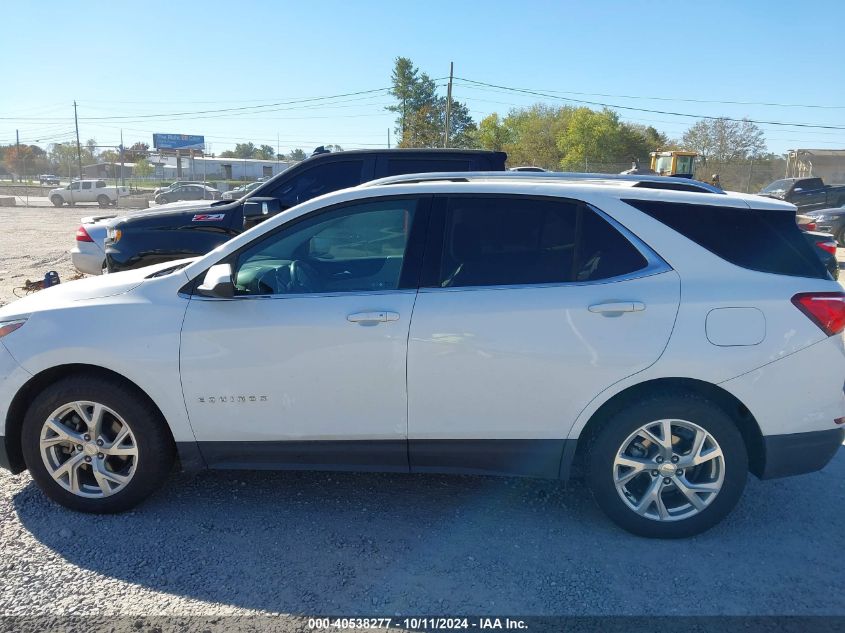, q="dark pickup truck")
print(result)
[105,148,507,272]
[758,177,845,210]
